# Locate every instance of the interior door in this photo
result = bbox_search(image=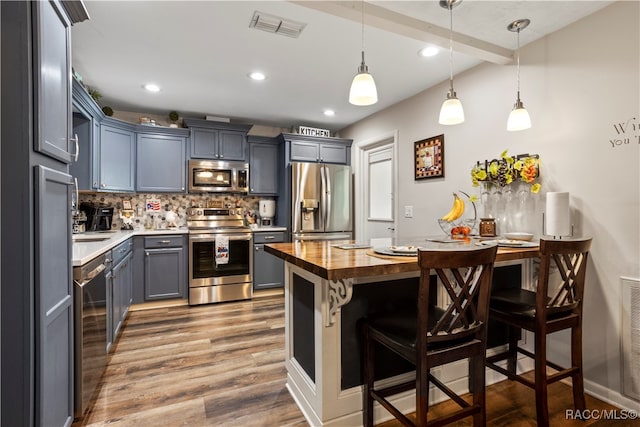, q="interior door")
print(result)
[364,144,396,244]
